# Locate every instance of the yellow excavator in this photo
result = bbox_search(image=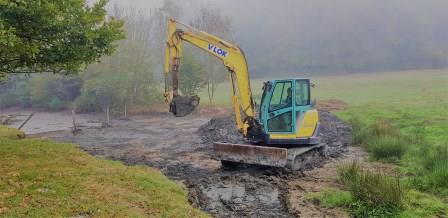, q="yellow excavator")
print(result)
[164,19,325,170]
